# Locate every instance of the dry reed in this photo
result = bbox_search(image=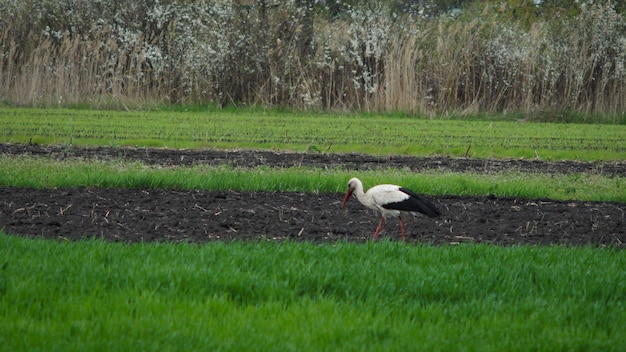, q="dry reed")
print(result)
[0,0,624,119]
